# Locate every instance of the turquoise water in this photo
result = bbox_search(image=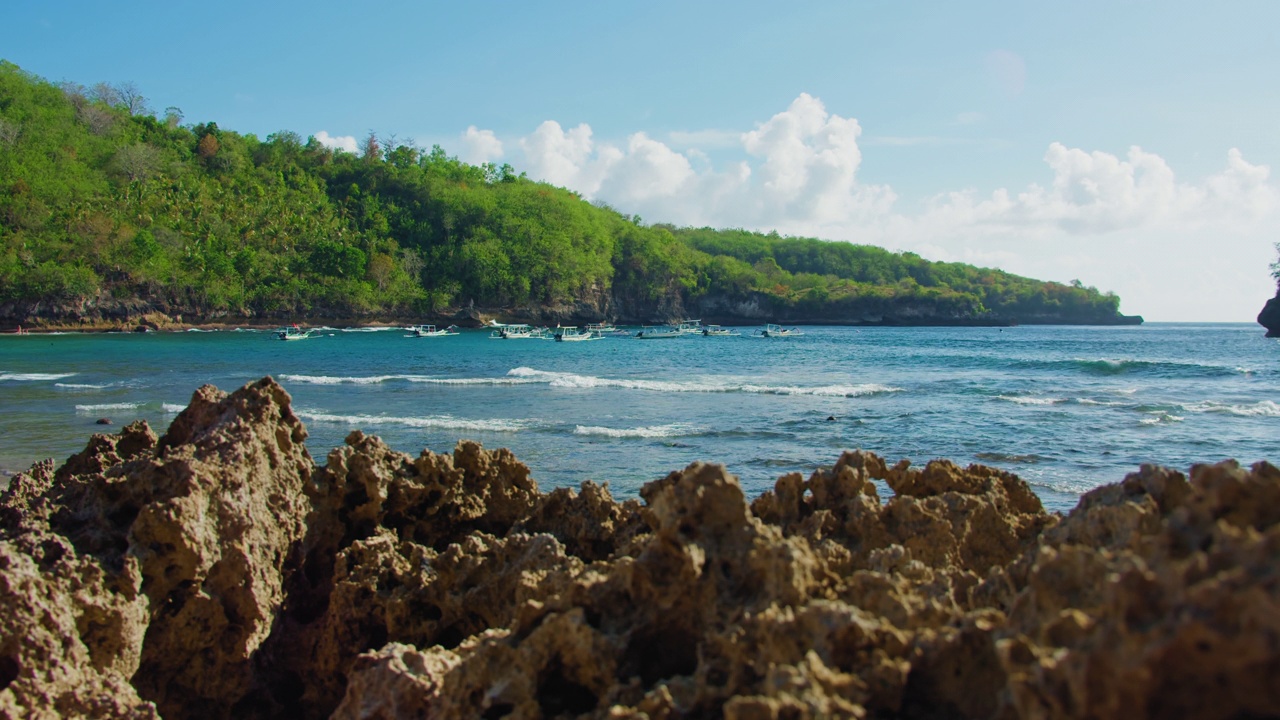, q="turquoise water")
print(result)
[1,323,1276,512]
